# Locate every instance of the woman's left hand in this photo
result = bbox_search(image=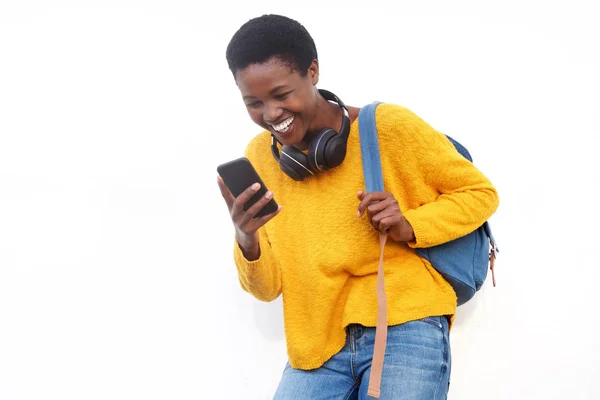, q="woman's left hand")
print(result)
[357,191,415,242]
